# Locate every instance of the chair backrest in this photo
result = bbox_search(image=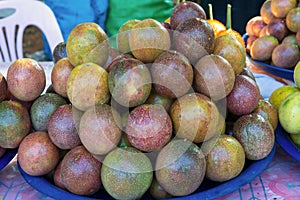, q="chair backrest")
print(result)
[0,0,64,62]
